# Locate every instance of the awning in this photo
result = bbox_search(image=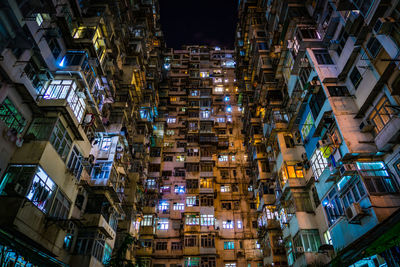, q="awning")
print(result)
[0,227,69,266]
